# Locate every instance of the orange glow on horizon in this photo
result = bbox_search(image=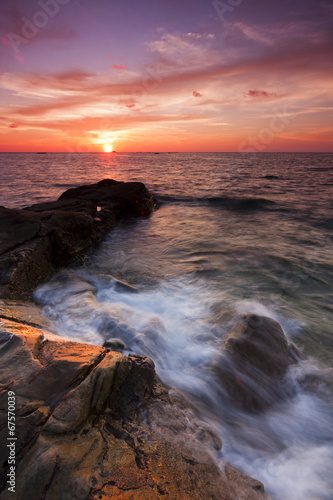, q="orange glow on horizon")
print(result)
[1,121,331,153]
[0,6,332,154]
